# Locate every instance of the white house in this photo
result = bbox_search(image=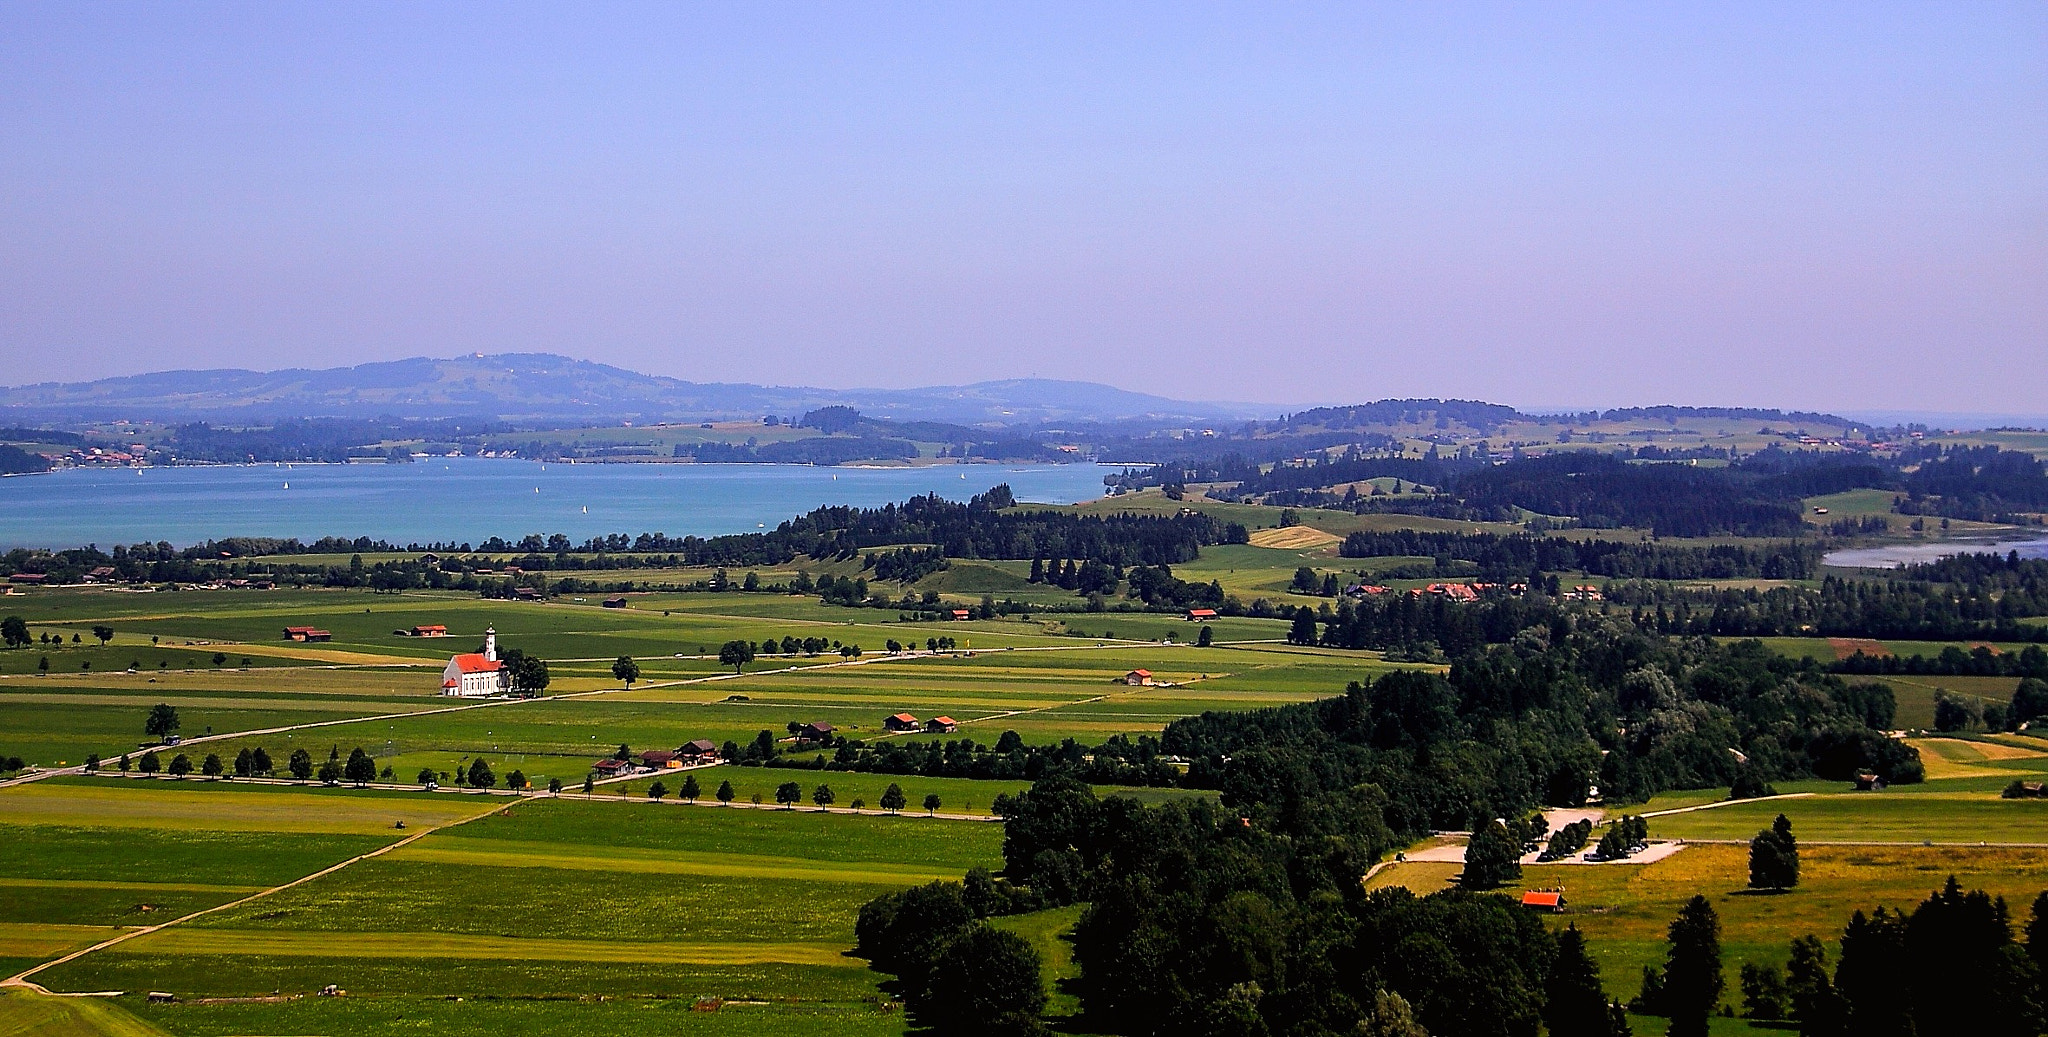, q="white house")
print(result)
[442,627,506,697]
